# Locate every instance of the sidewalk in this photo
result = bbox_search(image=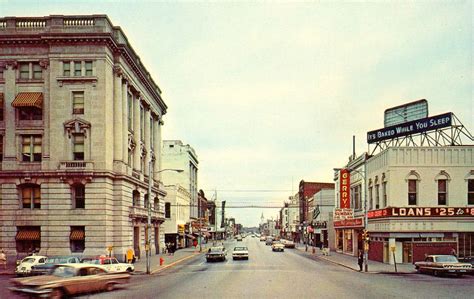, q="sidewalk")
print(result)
[294,244,416,274]
[134,244,210,275]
